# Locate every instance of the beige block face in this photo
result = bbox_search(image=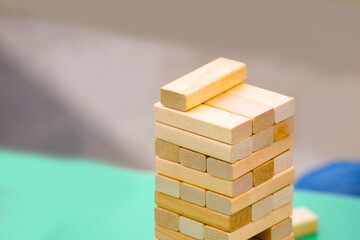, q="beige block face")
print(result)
[155,139,180,163]
[155,174,180,198]
[252,127,274,152]
[253,160,274,186]
[273,185,294,209]
[154,207,180,231]
[274,150,293,175]
[180,182,206,206]
[252,195,273,221]
[256,218,292,240]
[273,116,295,142]
[180,148,207,172]
[180,216,205,239]
[233,172,253,196]
[293,207,318,238]
[155,224,198,240]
